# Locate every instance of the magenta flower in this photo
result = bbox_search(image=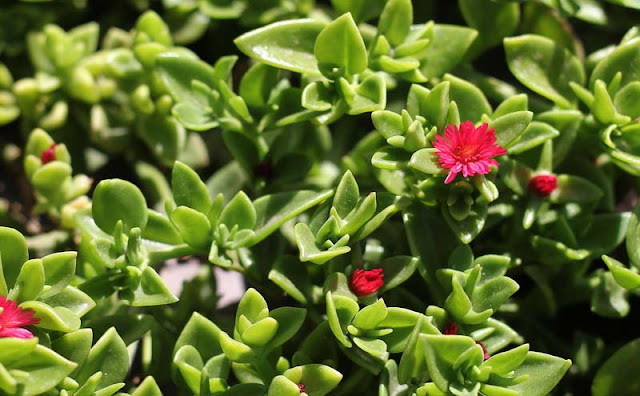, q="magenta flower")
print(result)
[349,268,384,297]
[41,143,57,164]
[443,321,458,335]
[476,340,490,360]
[0,296,40,339]
[528,174,558,198]
[433,121,507,184]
